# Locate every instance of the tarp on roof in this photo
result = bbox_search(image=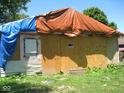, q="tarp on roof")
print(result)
[36,8,120,37]
[0,17,36,68]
